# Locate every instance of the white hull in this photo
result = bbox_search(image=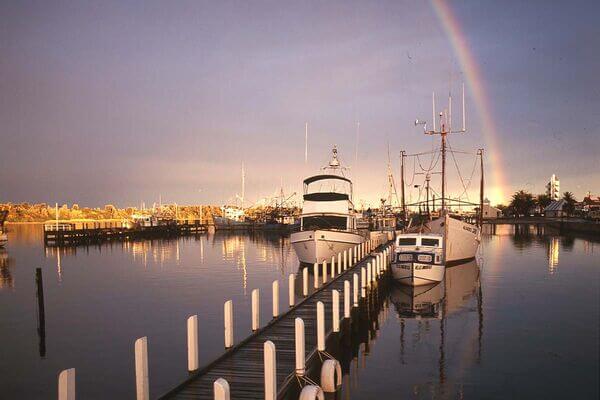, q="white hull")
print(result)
[291,229,364,264]
[427,215,480,263]
[391,262,445,286]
